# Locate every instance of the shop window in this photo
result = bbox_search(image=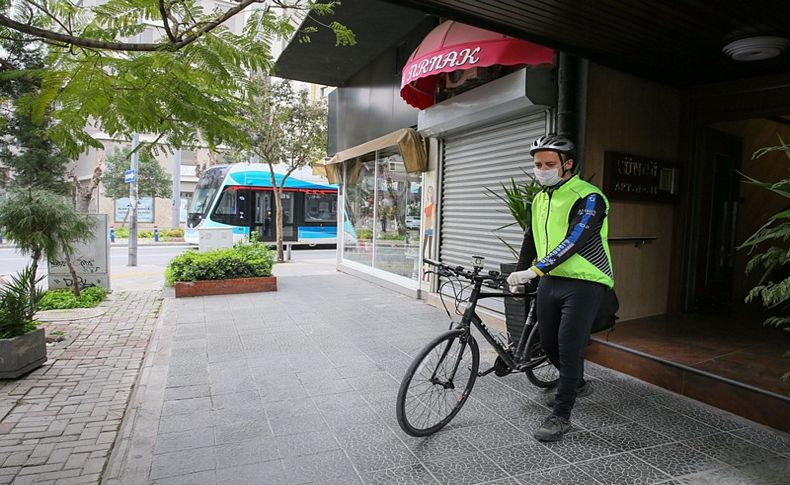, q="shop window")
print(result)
[341,149,422,280]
